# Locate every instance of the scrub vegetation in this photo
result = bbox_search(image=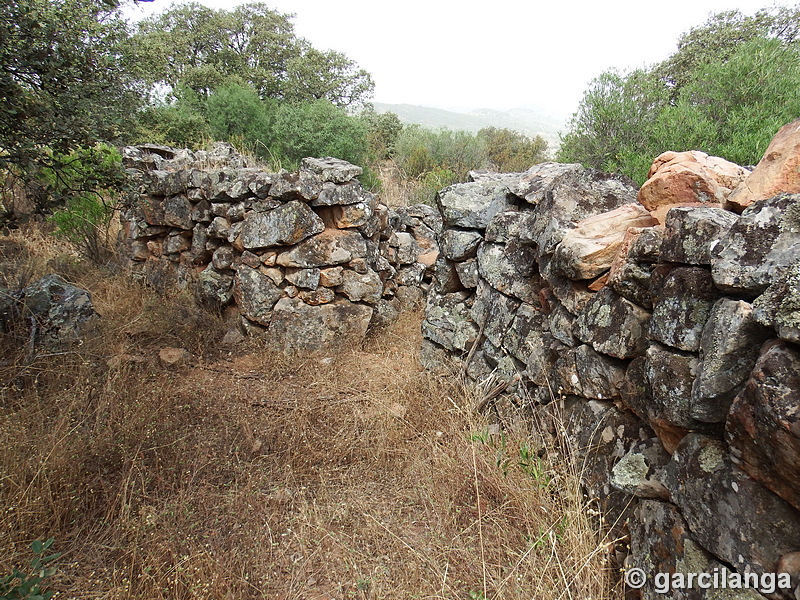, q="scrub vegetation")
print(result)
[1,1,797,597]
